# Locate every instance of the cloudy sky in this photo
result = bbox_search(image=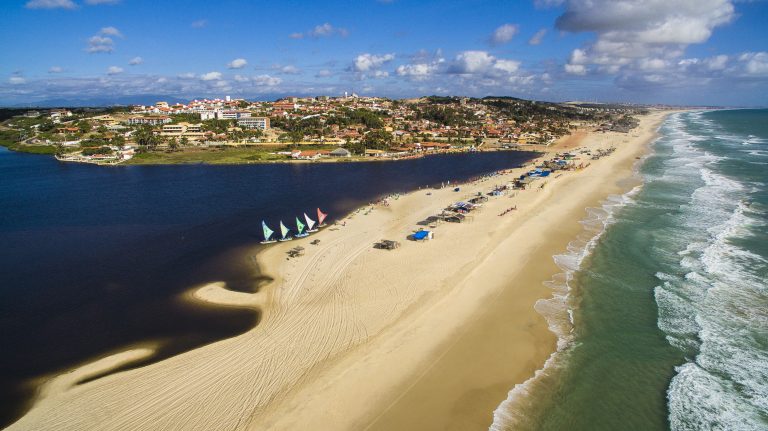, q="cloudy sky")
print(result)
[1,0,767,106]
